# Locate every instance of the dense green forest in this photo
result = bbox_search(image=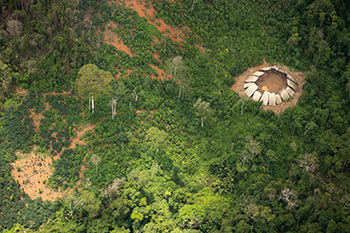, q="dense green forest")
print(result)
[0,0,349,232]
